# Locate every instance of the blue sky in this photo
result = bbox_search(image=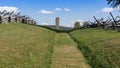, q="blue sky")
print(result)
[0,0,120,27]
